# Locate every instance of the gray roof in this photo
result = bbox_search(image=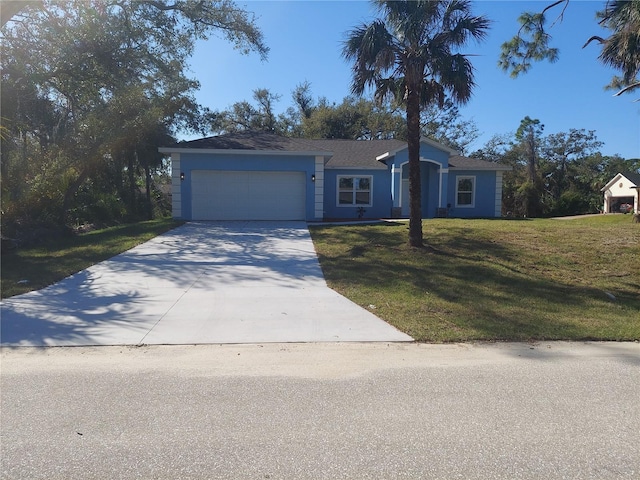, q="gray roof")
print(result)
[622,172,640,186]
[449,155,512,171]
[164,132,508,171]
[169,132,328,153]
[303,138,405,169]
[601,171,640,191]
